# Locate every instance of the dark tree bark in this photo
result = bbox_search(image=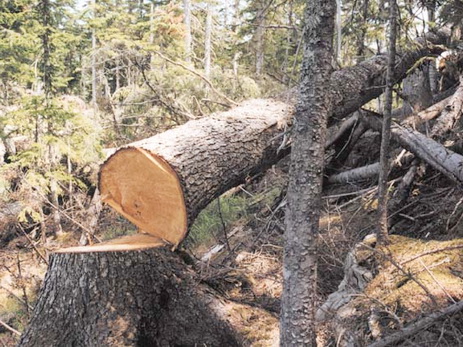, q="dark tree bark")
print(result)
[377,0,398,244]
[280,1,336,346]
[18,248,242,346]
